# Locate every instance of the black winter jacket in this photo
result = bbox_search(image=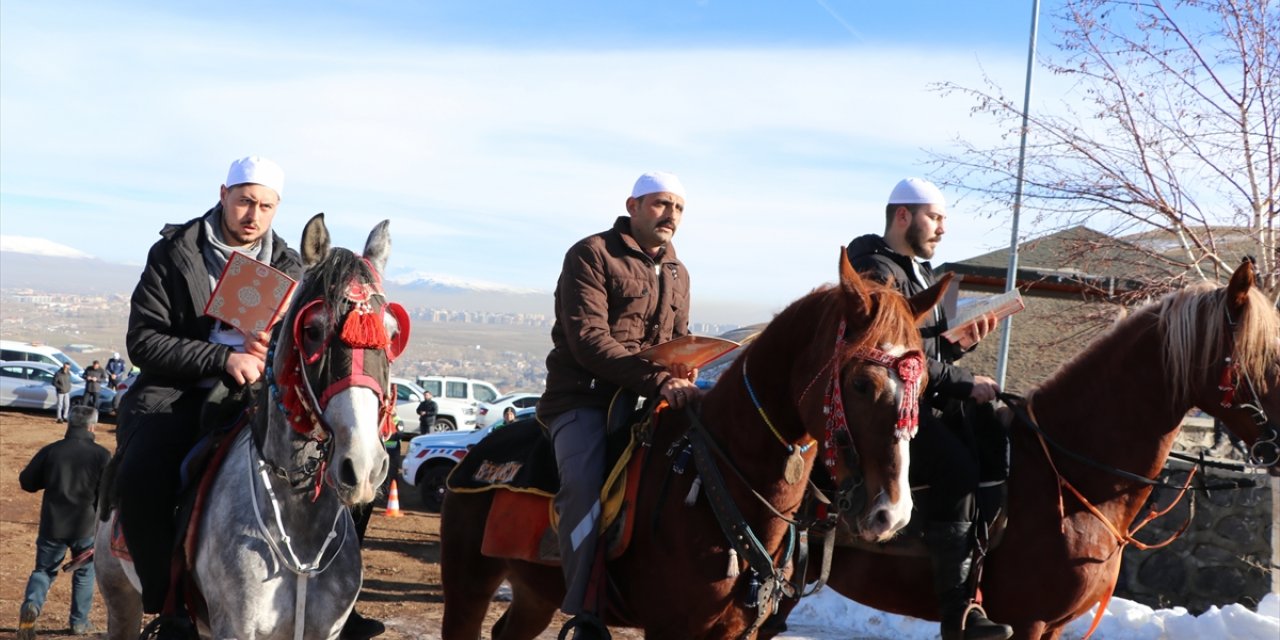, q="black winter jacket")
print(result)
[846,234,975,403]
[119,208,303,430]
[19,425,111,539]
